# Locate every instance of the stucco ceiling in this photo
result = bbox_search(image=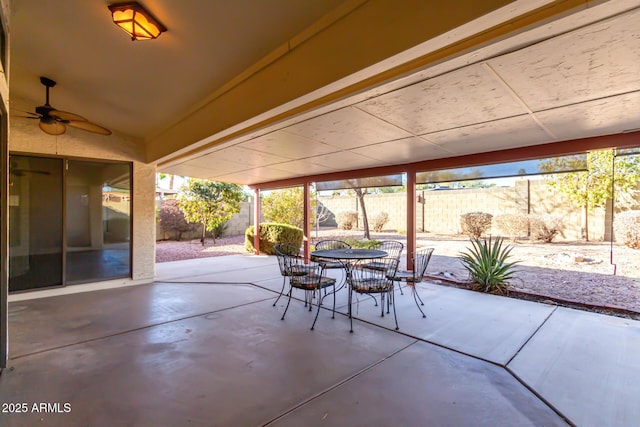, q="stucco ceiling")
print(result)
[9,1,640,186]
